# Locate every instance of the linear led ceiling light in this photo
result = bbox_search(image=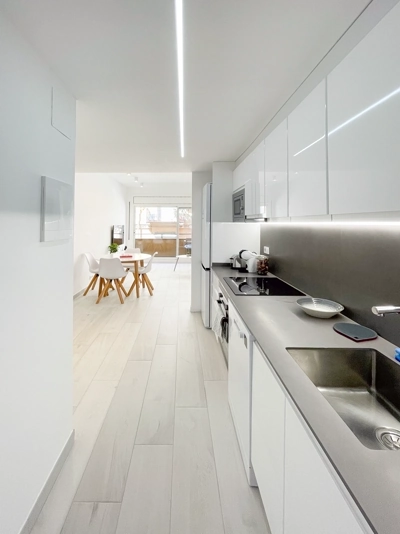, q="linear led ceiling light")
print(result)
[175,0,184,158]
